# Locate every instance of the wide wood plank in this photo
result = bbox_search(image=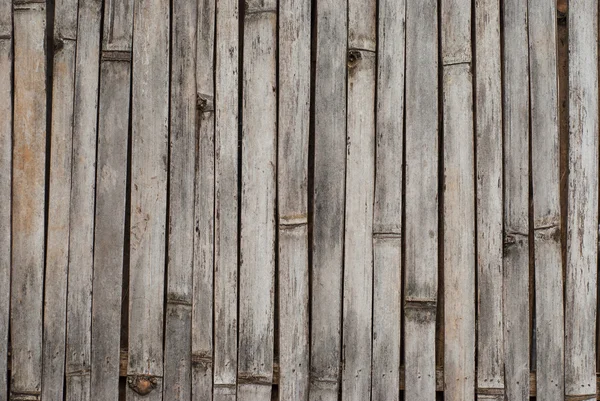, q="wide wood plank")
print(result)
[404,0,438,399]
[474,0,504,398]
[238,1,277,399]
[502,1,530,399]
[11,2,47,398]
[566,0,598,399]
[127,0,170,399]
